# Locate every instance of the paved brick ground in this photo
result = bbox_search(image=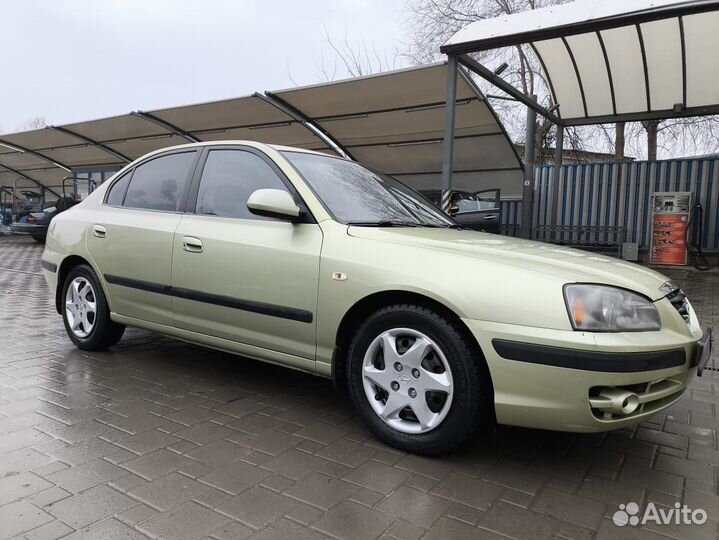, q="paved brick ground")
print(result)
[0,234,717,540]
